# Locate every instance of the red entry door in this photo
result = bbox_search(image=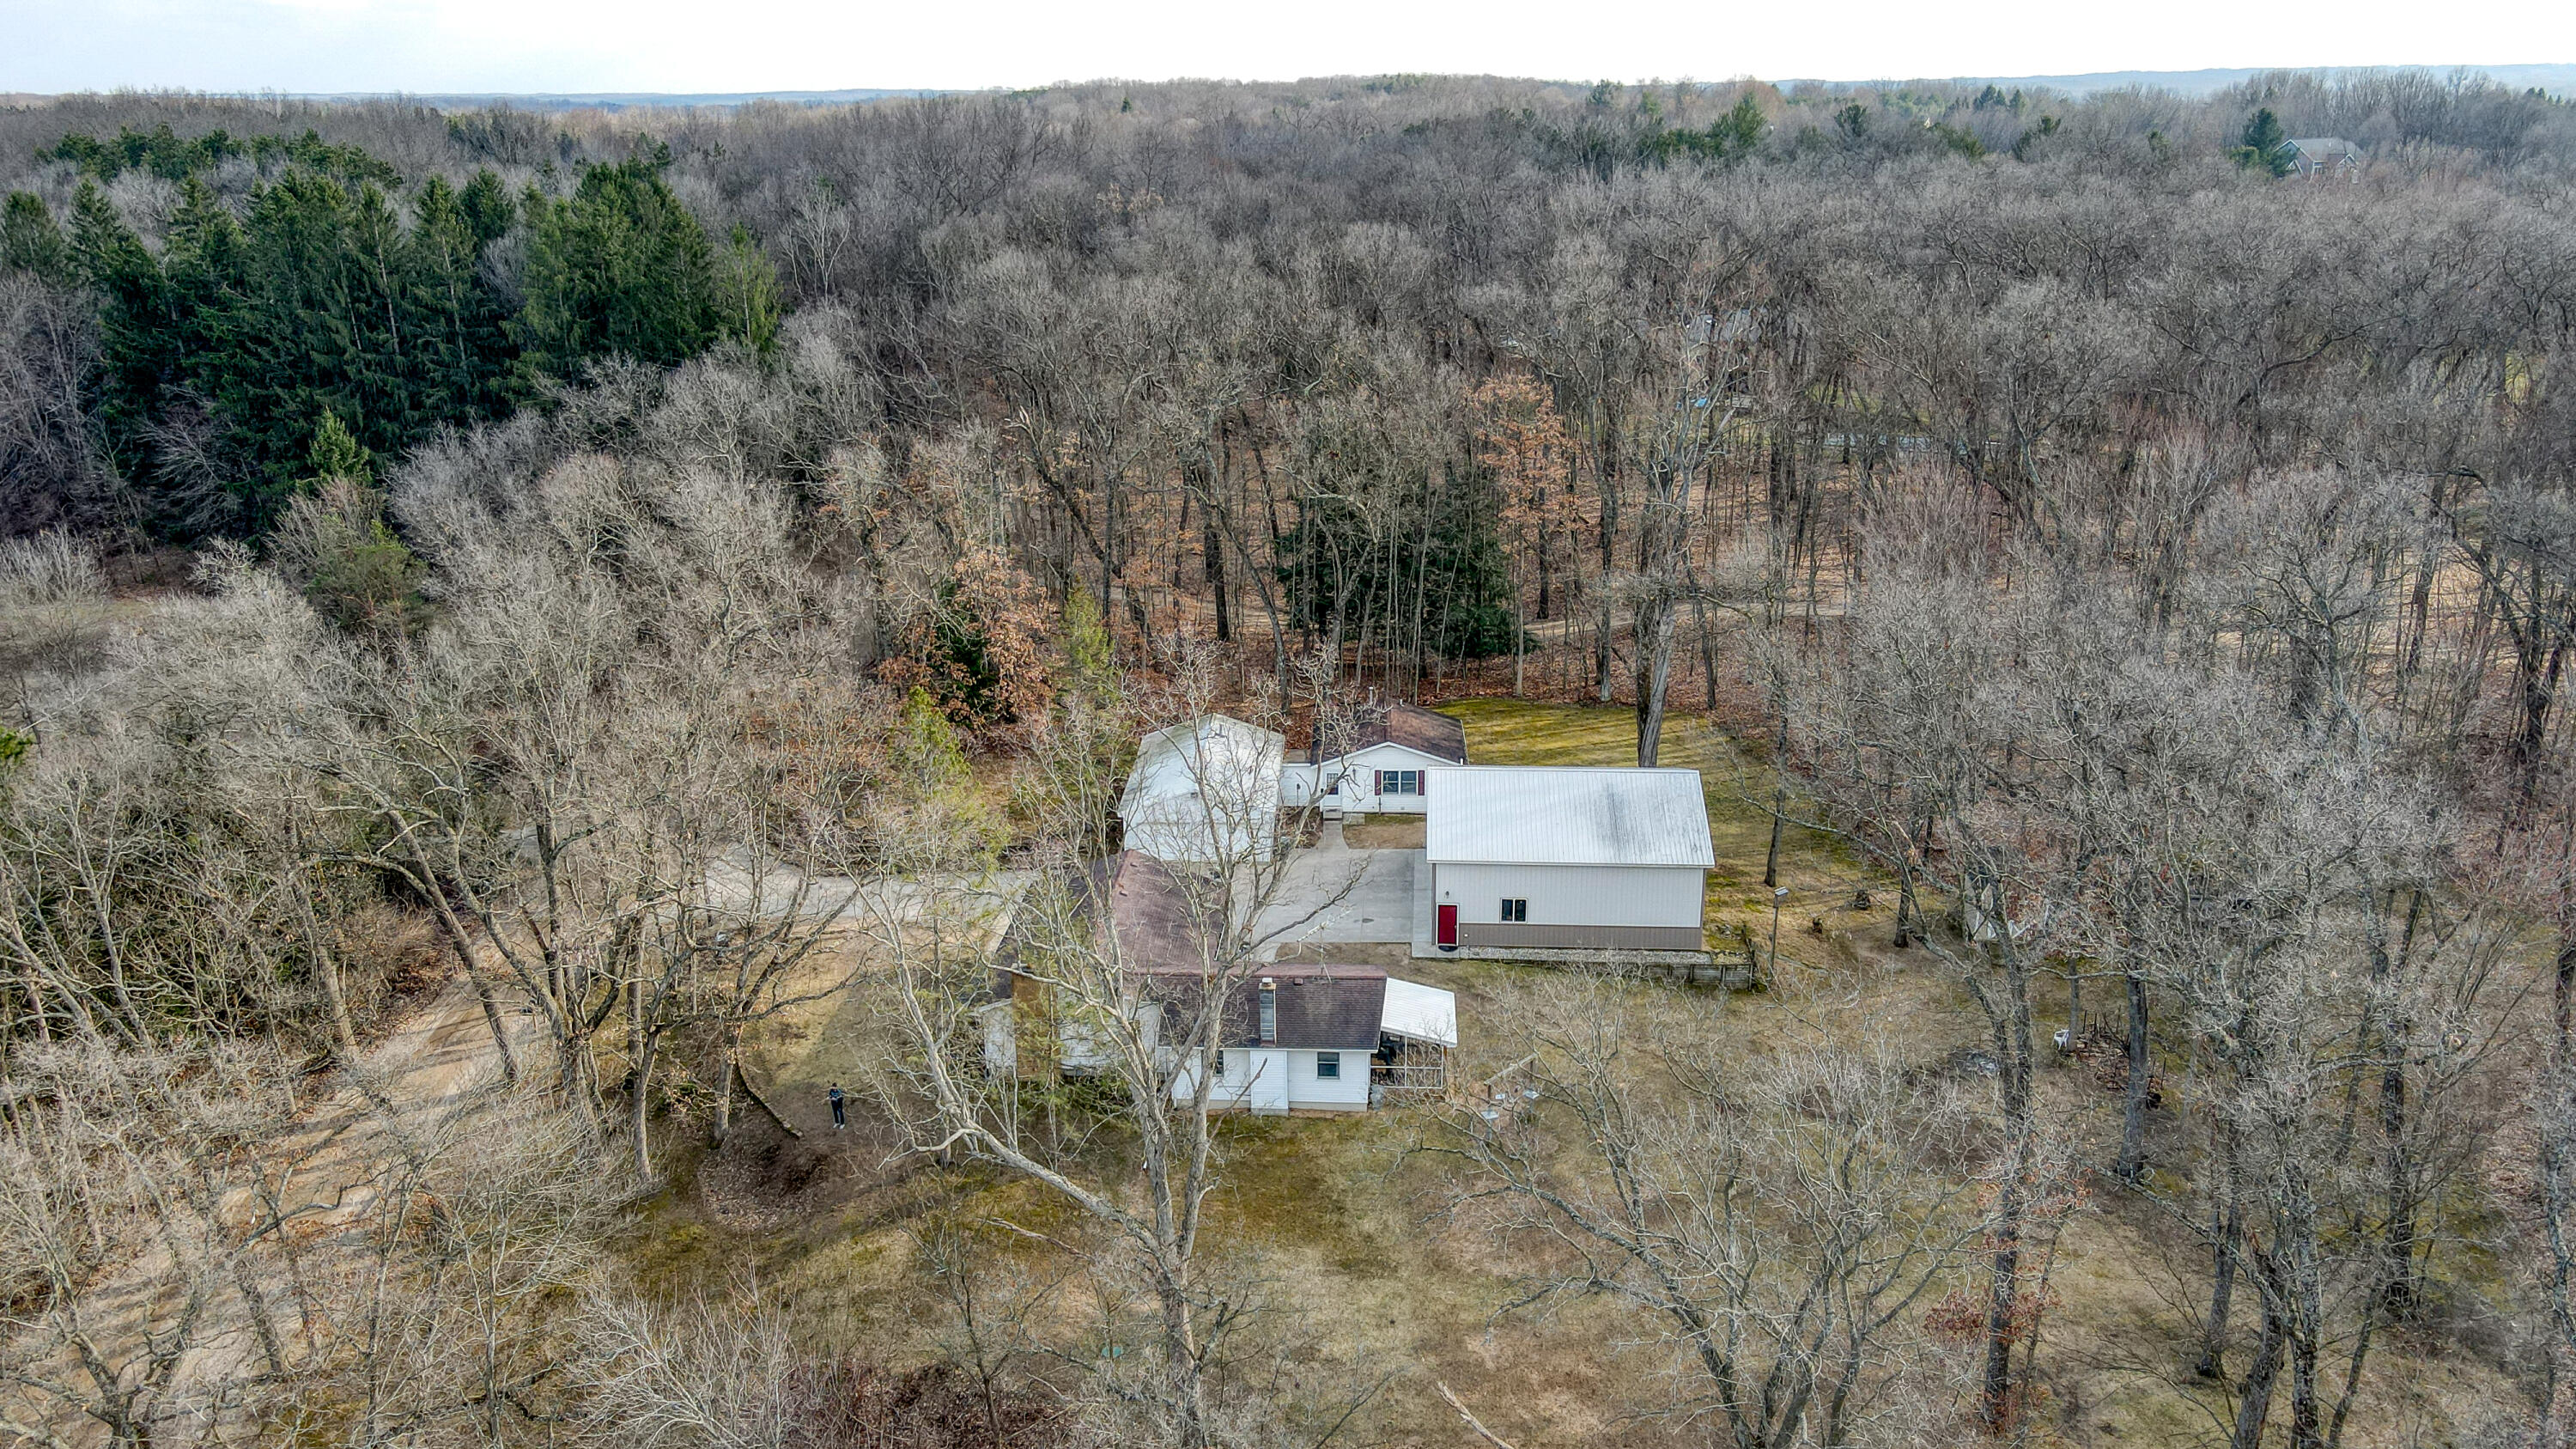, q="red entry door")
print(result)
[1437,904,1459,948]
